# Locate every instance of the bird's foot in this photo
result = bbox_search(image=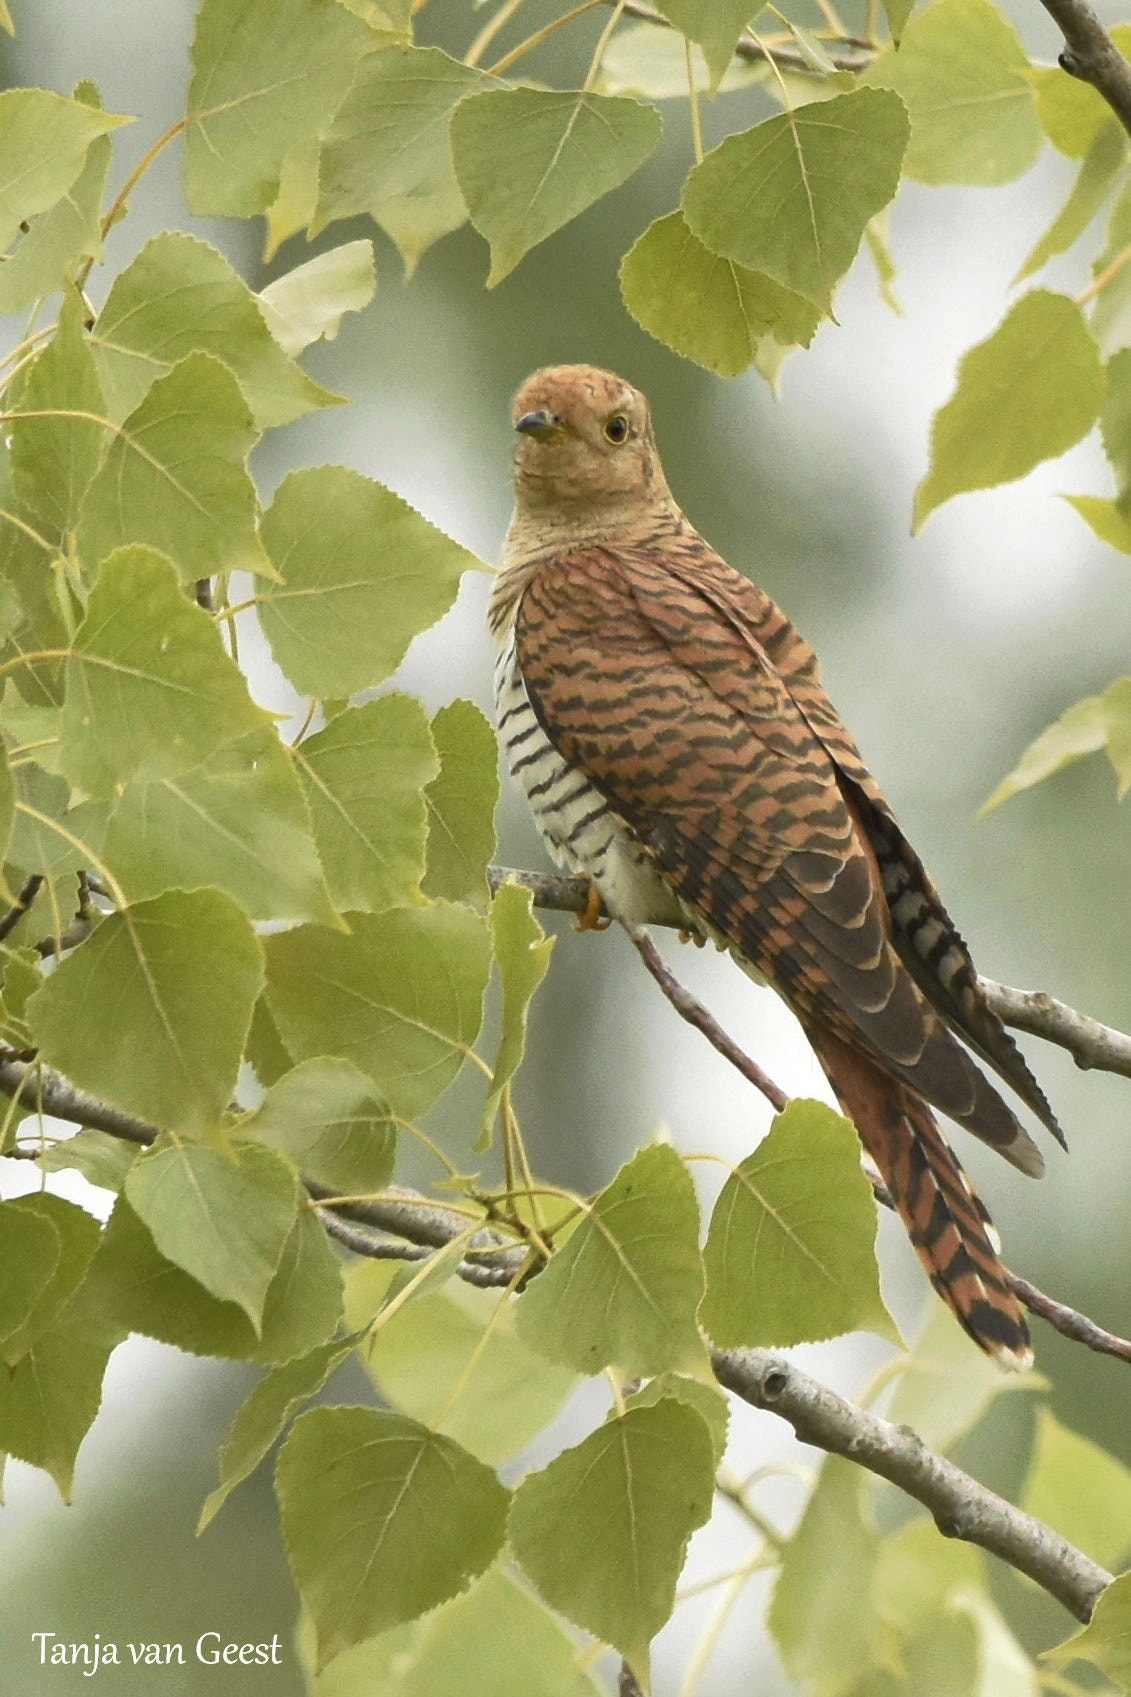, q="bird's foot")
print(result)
[573,878,611,932]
